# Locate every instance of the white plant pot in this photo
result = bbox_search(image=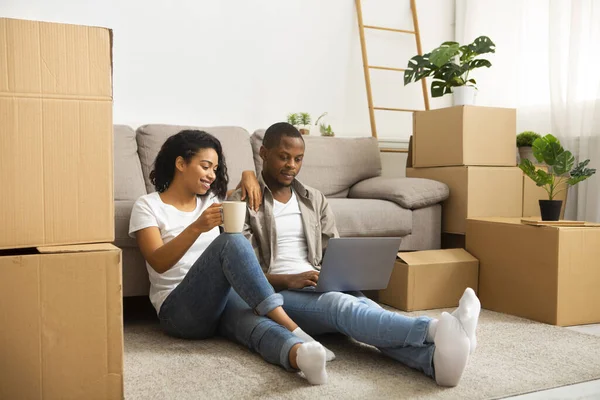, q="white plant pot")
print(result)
[453,86,477,106]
